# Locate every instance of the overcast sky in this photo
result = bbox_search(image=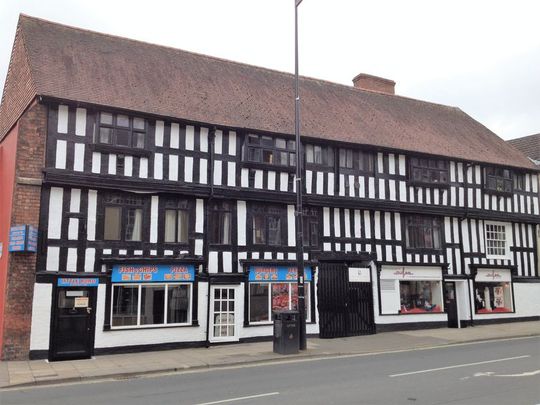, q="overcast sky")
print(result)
[1,0,539,140]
